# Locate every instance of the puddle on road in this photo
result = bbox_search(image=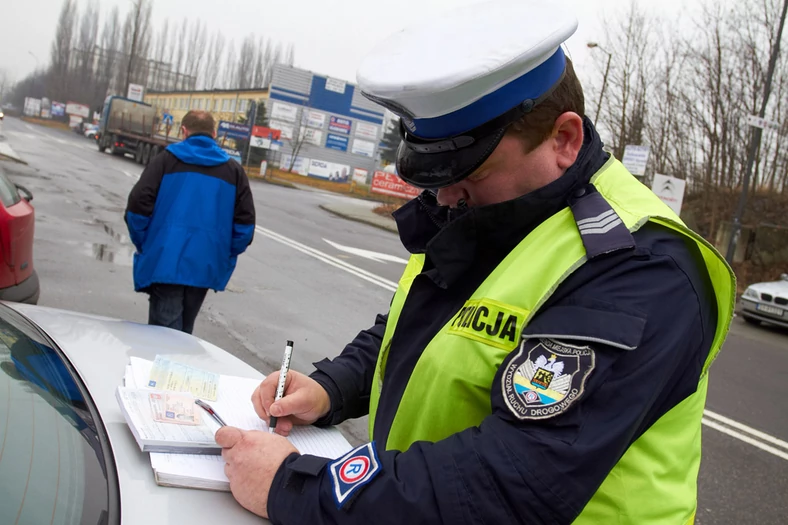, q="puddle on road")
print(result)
[102,222,131,243]
[86,243,135,266]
